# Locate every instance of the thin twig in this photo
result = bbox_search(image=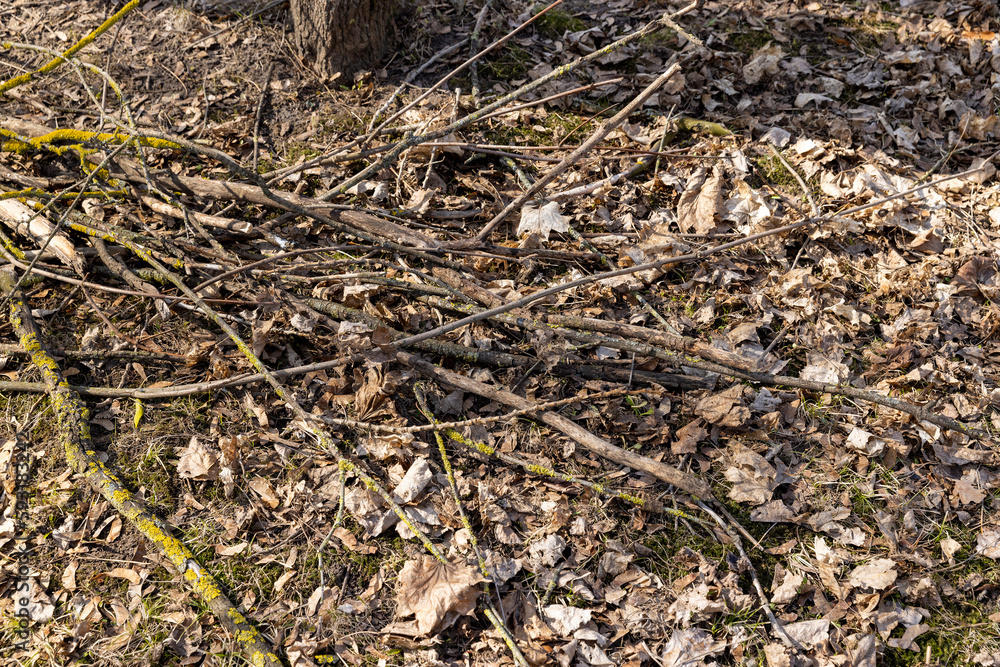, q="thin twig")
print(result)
[252,61,276,175]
